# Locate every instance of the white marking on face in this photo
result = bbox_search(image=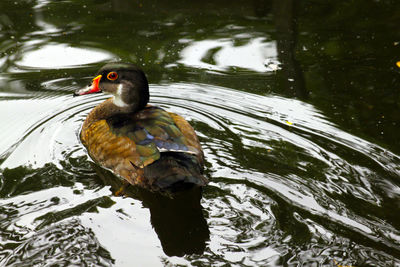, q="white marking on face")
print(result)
[117,83,123,96]
[113,84,129,107]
